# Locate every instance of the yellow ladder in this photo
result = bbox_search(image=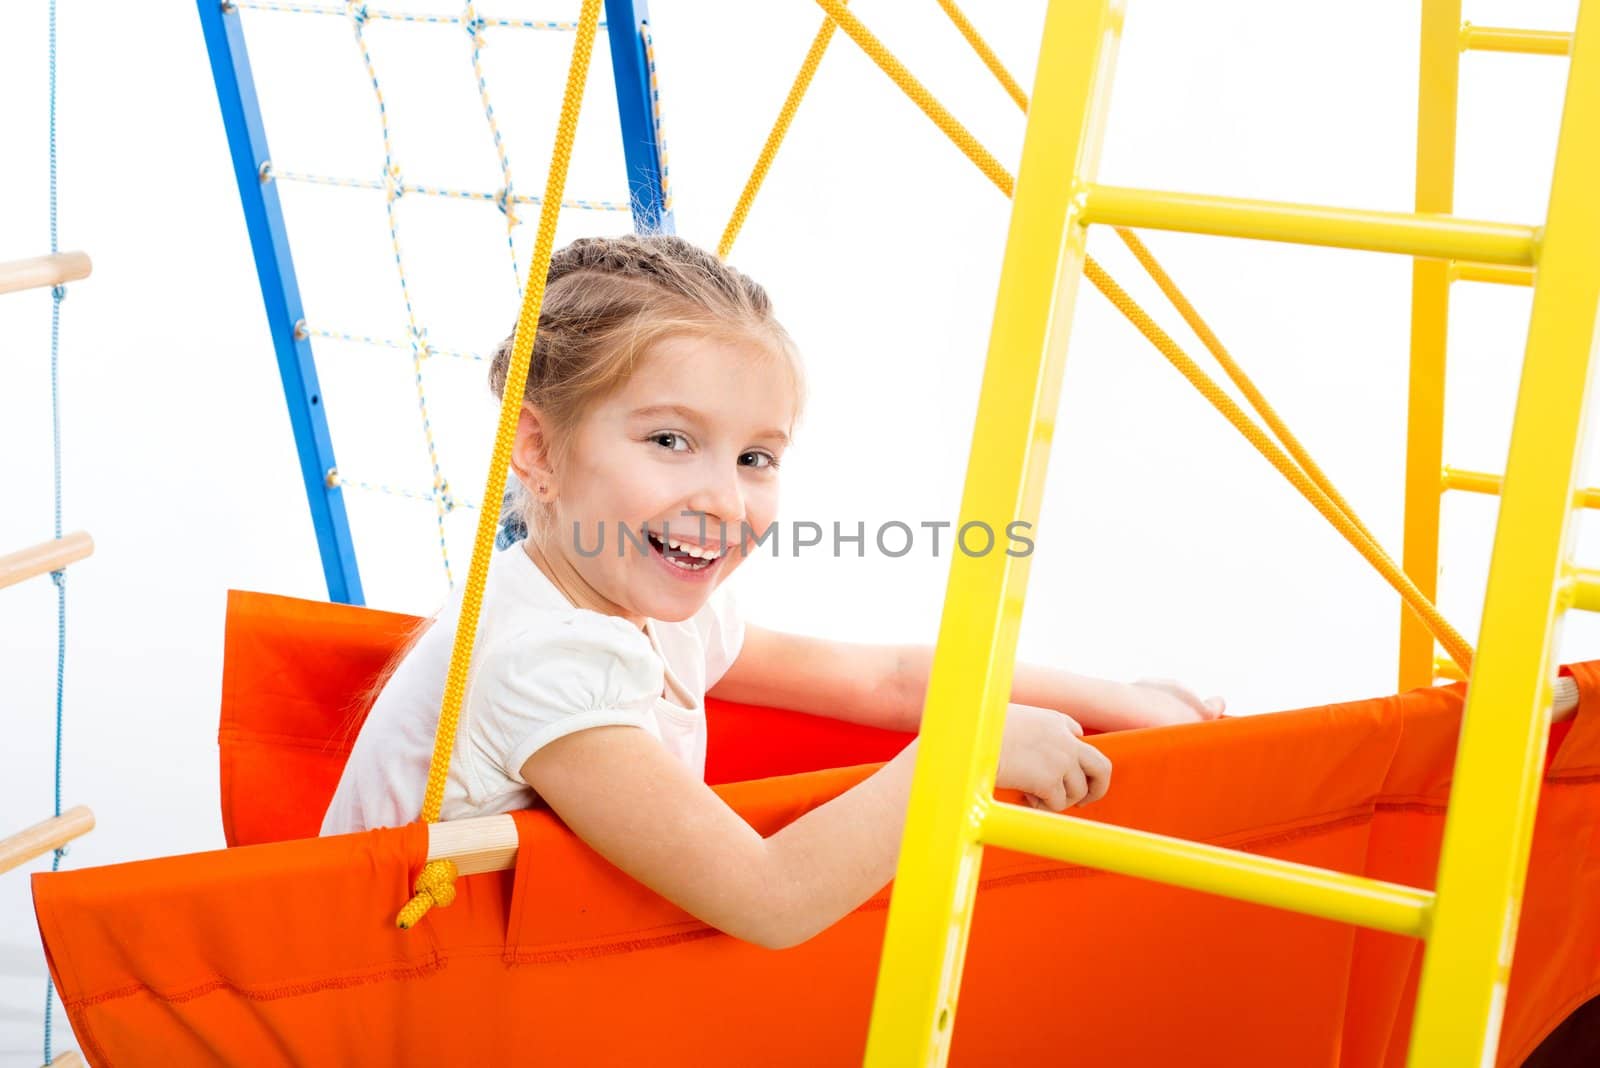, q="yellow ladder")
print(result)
[1401,0,1584,694]
[862,1,1599,1065]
